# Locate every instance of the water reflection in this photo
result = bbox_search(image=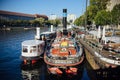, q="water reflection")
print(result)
[21,59,84,80]
[85,59,120,80]
[46,64,84,80]
[0,29,120,80]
